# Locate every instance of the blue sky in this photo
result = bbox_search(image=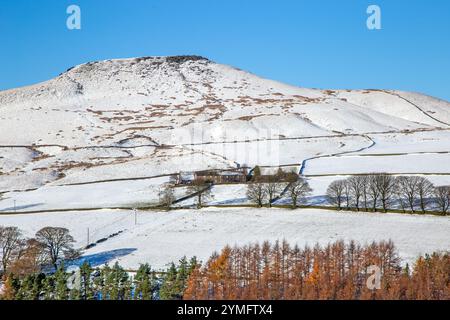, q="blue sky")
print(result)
[1,0,449,100]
